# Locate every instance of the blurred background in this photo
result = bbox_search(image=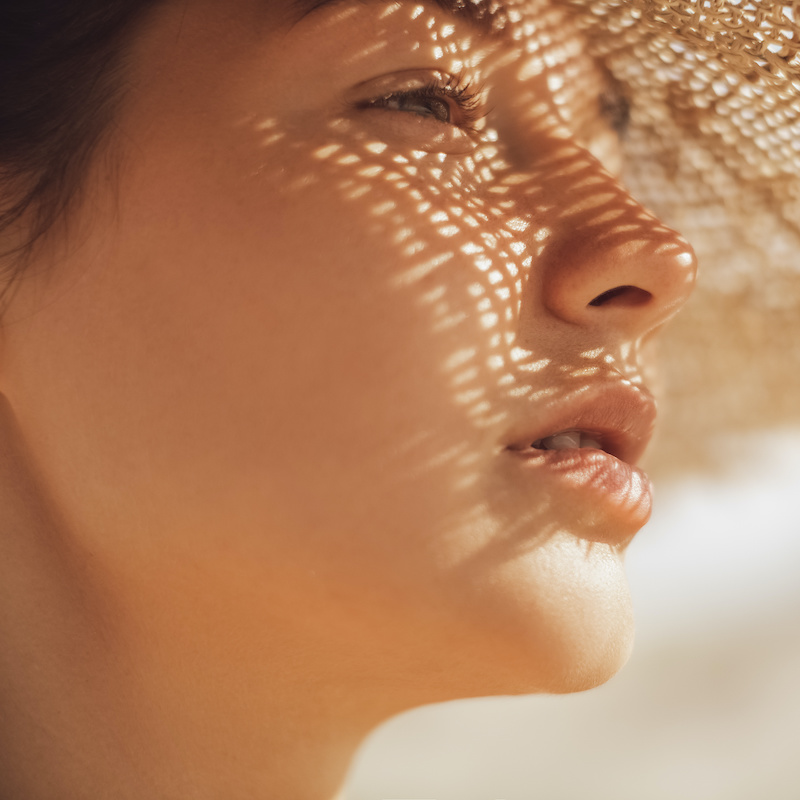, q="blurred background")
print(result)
[342,429,800,799]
